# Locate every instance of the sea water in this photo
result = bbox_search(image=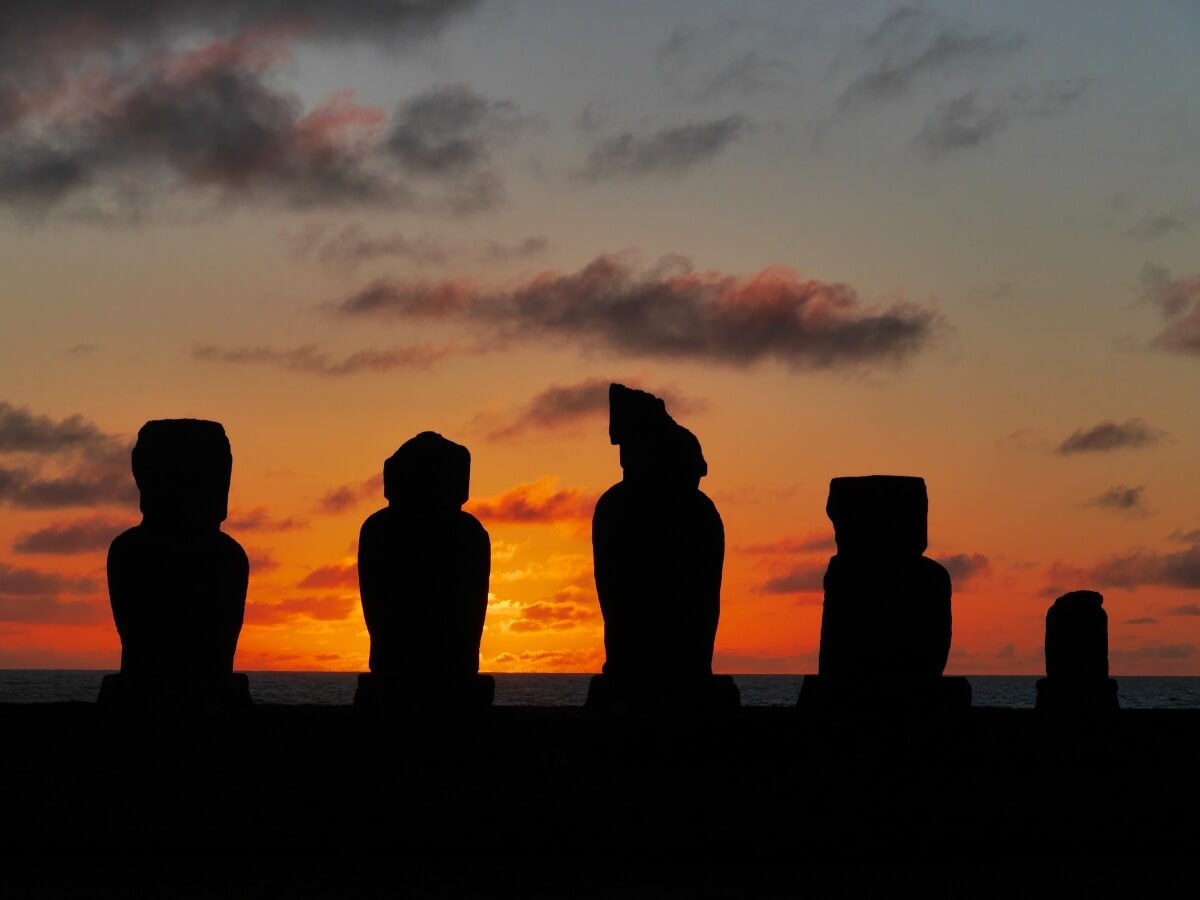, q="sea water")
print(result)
[4,670,1200,708]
